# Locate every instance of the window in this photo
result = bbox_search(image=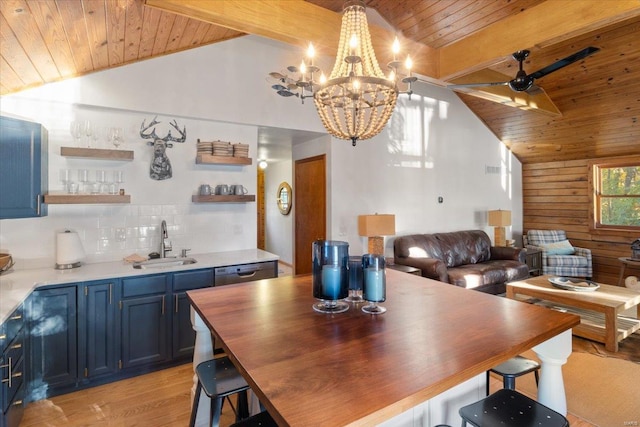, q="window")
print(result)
[591,158,640,231]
